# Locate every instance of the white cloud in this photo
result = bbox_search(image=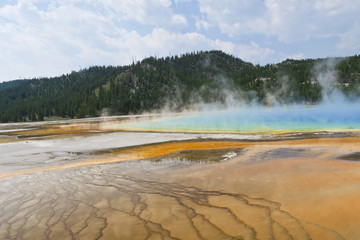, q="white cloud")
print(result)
[1,0,359,81]
[197,0,267,36]
[197,0,360,43]
[195,19,211,31]
[99,0,174,26]
[125,29,276,65]
[337,22,360,52]
[172,14,187,25]
[0,1,118,80]
[0,0,279,81]
[174,0,192,4]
